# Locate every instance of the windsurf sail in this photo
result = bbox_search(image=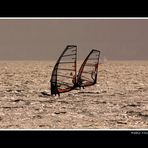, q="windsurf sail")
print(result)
[50,45,77,96]
[77,49,100,88]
